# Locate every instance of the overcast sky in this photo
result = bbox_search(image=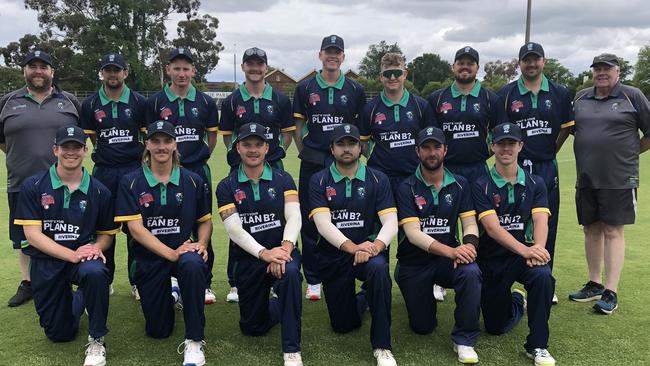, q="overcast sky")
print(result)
[2,0,650,83]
